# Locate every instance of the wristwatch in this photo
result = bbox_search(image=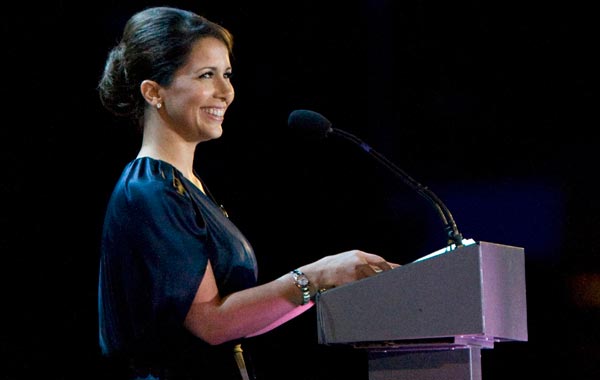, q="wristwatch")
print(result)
[291,269,311,305]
